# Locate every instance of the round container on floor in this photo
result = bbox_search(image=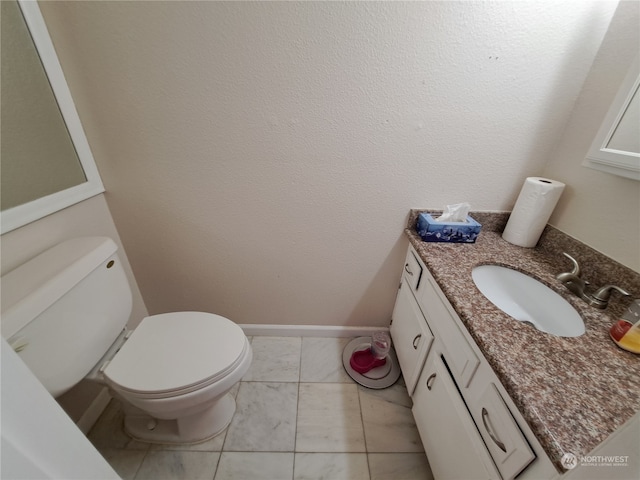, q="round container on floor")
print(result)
[342,336,401,389]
